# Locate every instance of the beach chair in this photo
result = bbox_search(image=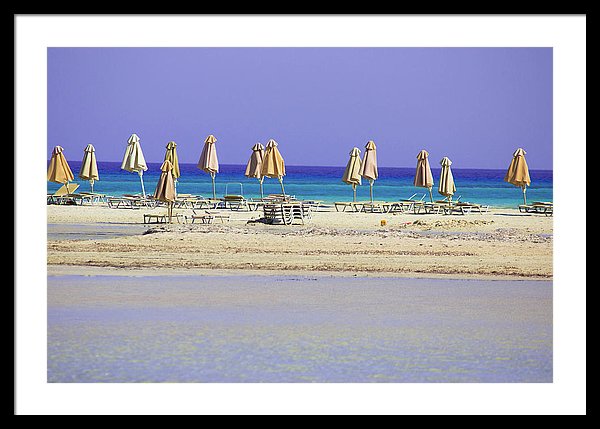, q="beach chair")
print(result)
[263,203,293,225]
[173,194,199,209]
[443,201,490,215]
[519,201,553,216]
[185,209,231,224]
[107,196,142,209]
[223,195,249,211]
[361,201,386,213]
[47,183,80,205]
[286,202,312,225]
[247,199,267,211]
[77,192,106,204]
[414,196,461,214]
[264,194,296,203]
[143,210,184,224]
[334,201,356,212]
